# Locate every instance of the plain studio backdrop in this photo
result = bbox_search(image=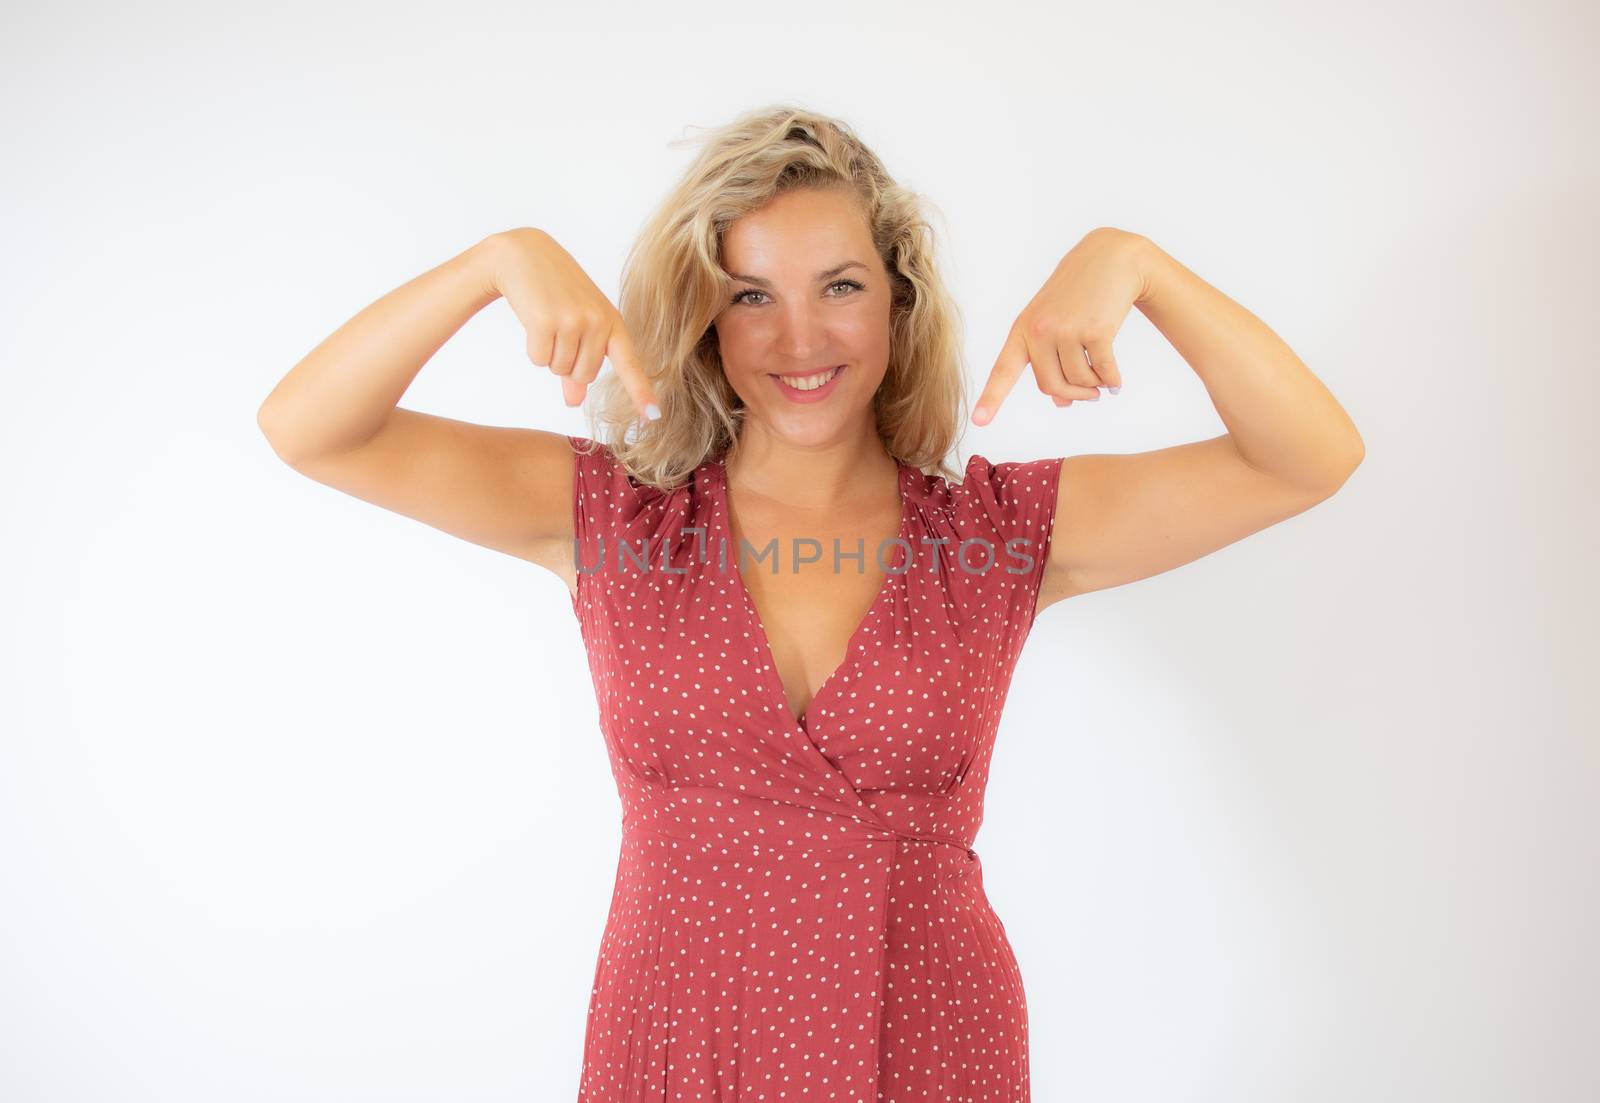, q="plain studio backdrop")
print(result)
[3,1,1594,1100]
